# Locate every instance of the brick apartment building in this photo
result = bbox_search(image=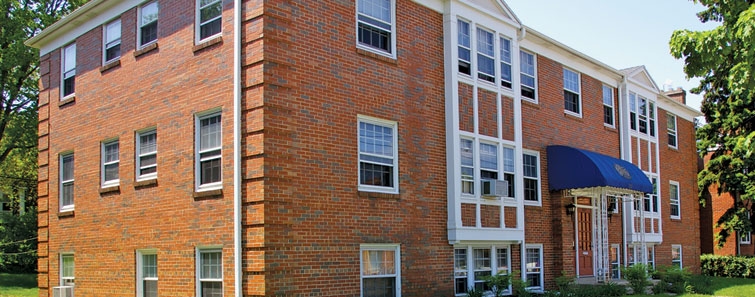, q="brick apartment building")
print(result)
[26,0,702,296]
